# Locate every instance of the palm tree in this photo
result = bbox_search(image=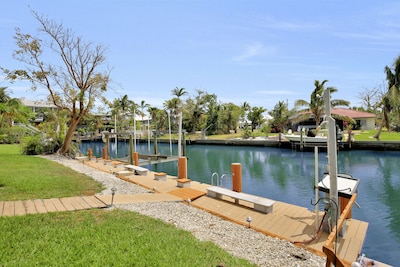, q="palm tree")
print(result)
[240,101,251,125]
[109,95,134,132]
[163,98,180,130]
[247,106,267,132]
[171,87,187,157]
[294,80,350,126]
[147,106,165,131]
[374,56,400,139]
[0,87,29,127]
[0,87,11,103]
[171,87,188,100]
[268,100,289,133]
[138,100,150,131]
